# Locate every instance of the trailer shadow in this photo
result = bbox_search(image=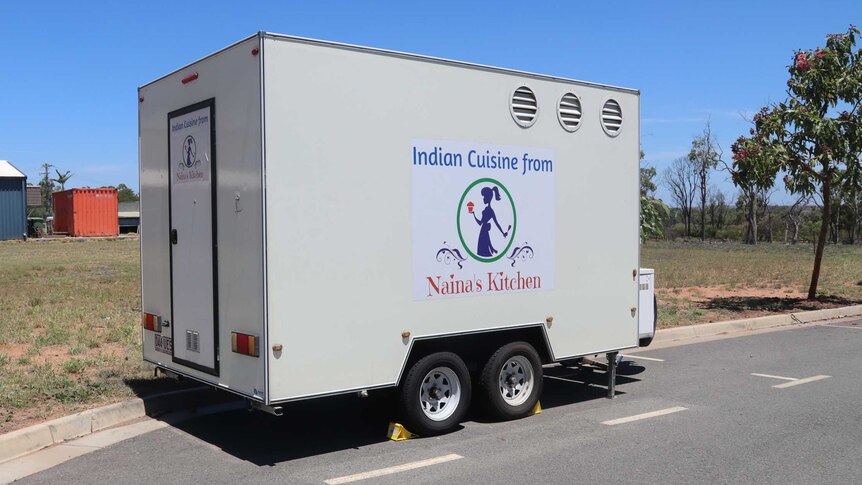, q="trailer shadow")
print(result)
[534,364,642,410]
[702,294,860,313]
[165,391,397,466]
[158,365,642,466]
